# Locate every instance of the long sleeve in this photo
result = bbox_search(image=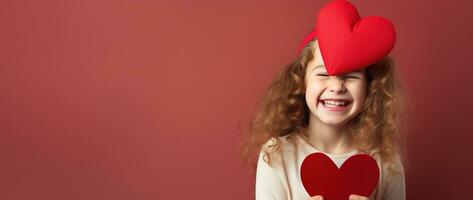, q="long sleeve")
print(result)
[255,150,288,200]
[382,155,406,200]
